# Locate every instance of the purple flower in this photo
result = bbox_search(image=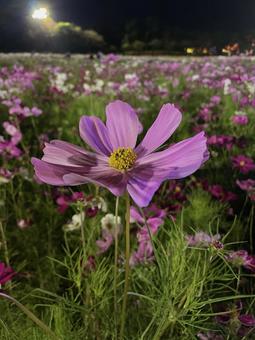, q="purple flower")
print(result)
[207,135,234,150]
[210,95,221,105]
[56,192,85,213]
[96,213,121,254]
[216,302,255,337]
[31,107,42,116]
[2,122,22,145]
[197,331,224,340]
[130,204,166,224]
[0,140,22,158]
[232,114,249,125]
[0,262,16,286]
[32,100,208,207]
[0,168,13,183]
[208,184,237,203]
[186,231,223,249]
[232,155,255,174]
[226,250,255,272]
[96,229,114,254]
[237,179,255,191]
[236,179,255,201]
[129,205,164,266]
